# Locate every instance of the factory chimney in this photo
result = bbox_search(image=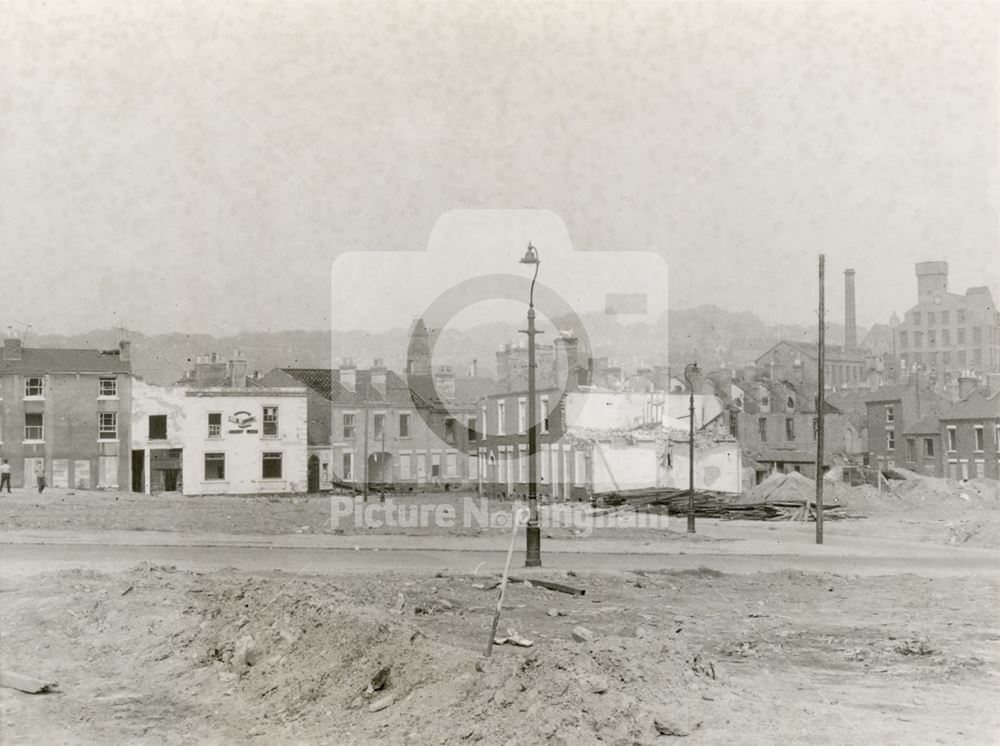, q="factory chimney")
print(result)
[844,268,857,350]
